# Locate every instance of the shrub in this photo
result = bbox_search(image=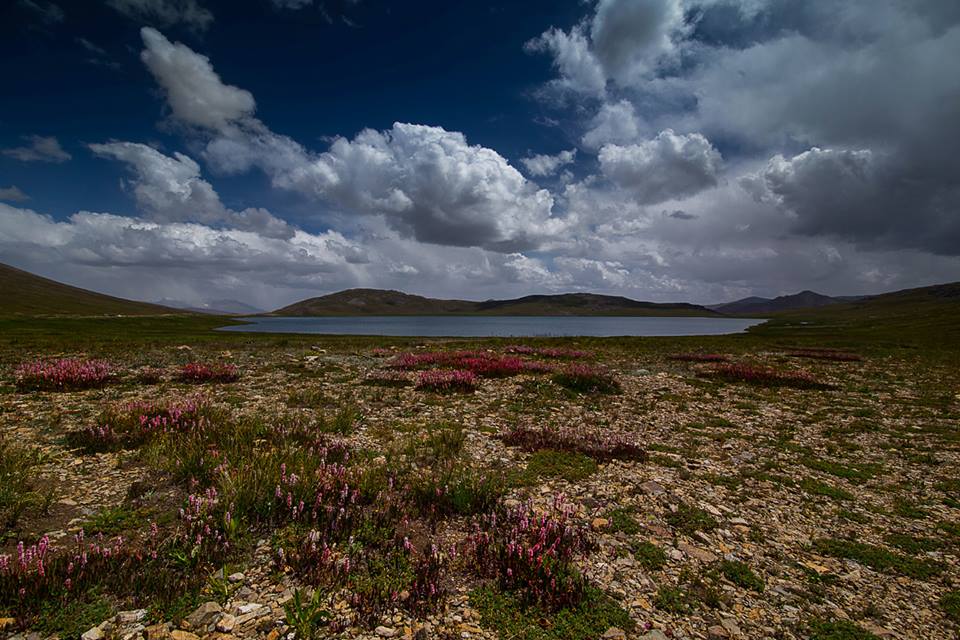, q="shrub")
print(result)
[941,590,960,623]
[415,369,477,393]
[468,499,590,609]
[521,450,598,483]
[177,362,239,383]
[14,358,114,391]
[668,353,729,362]
[812,538,943,579]
[719,560,764,592]
[666,502,718,536]
[787,349,862,362]
[500,424,645,463]
[68,397,213,452]
[808,619,881,640]
[632,541,667,570]
[410,466,503,518]
[552,364,621,394]
[362,370,412,387]
[705,363,831,390]
[0,437,48,528]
